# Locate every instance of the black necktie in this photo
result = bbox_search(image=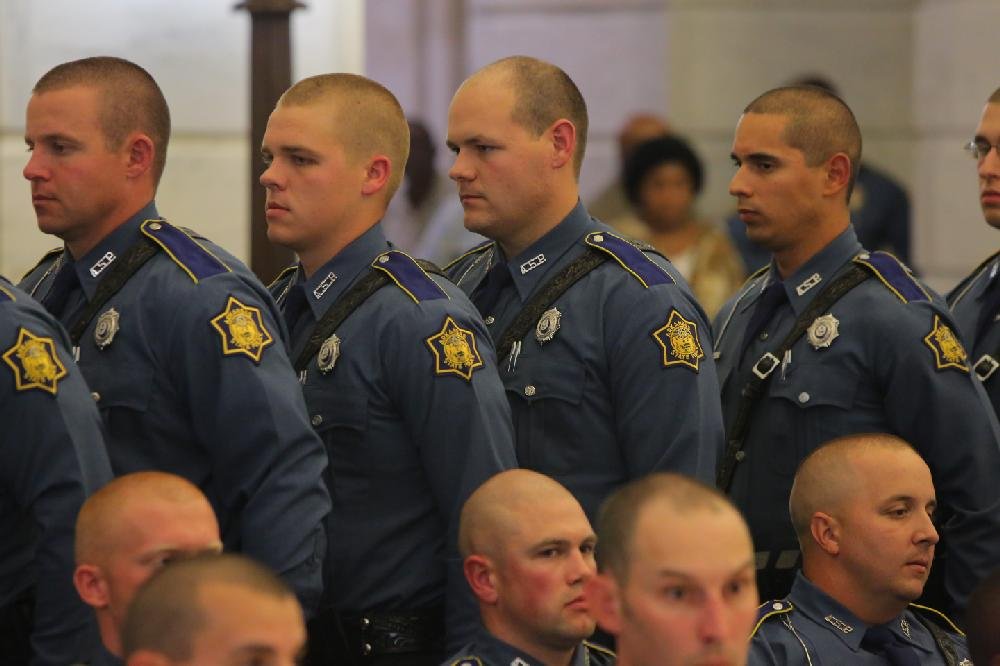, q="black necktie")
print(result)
[472,262,513,318]
[740,281,788,362]
[861,625,920,666]
[41,259,82,322]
